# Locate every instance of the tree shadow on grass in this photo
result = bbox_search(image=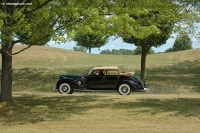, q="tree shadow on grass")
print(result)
[12,67,90,92]
[113,97,200,117]
[147,60,200,93]
[1,94,200,125]
[0,94,110,125]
